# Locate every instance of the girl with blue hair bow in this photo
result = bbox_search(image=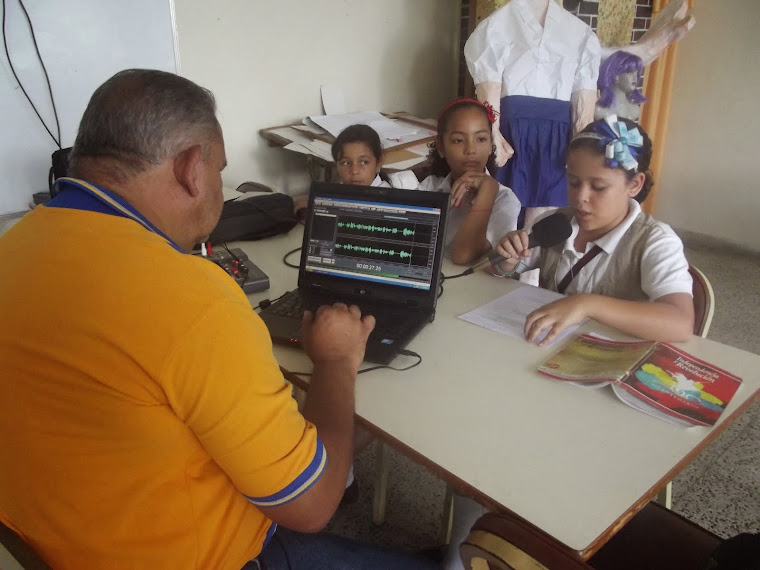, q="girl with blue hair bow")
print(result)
[493,115,694,345]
